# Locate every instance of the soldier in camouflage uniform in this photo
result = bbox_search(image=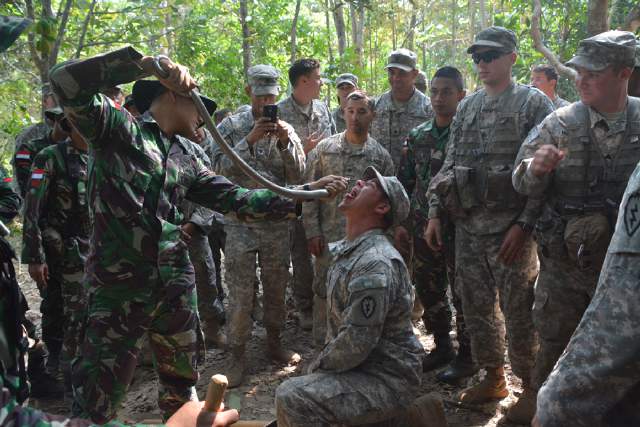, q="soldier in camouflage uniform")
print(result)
[213,64,306,387]
[21,120,90,388]
[415,70,427,94]
[530,65,570,110]
[512,31,639,424]
[397,66,477,384]
[278,58,335,329]
[331,73,358,133]
[304,90,394,347]
[370,48,433,169]
[178,128,226,349]
[534,161,640,427]
[277,166,422,426]
[425,27,554,413]
[12,83,58,154]
[13,107,69,198]
[49,48,343,422]
[0,17,240,427]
